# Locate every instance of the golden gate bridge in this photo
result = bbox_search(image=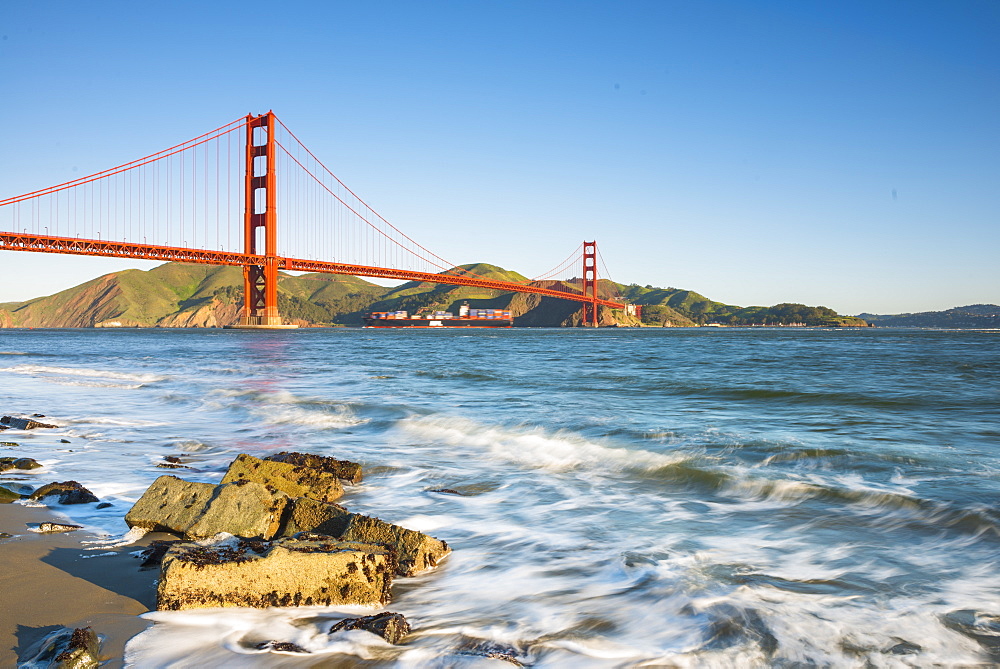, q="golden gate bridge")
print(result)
[0,112,632,328]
